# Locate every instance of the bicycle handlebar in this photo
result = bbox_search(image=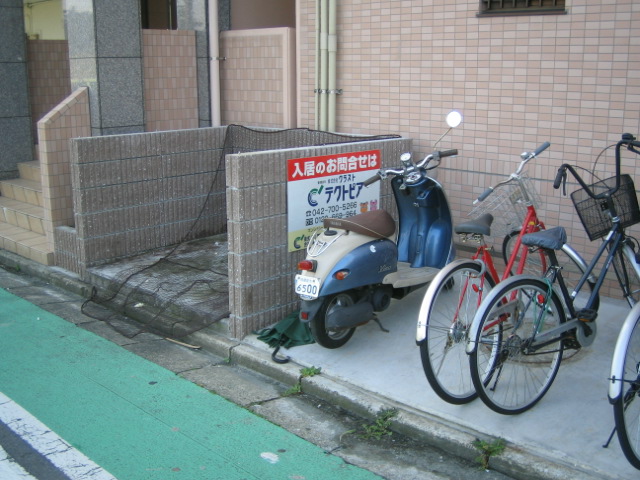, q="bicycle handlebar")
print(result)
[363,149,458,186]
[553,134,640,199]
[473,141,550,204]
